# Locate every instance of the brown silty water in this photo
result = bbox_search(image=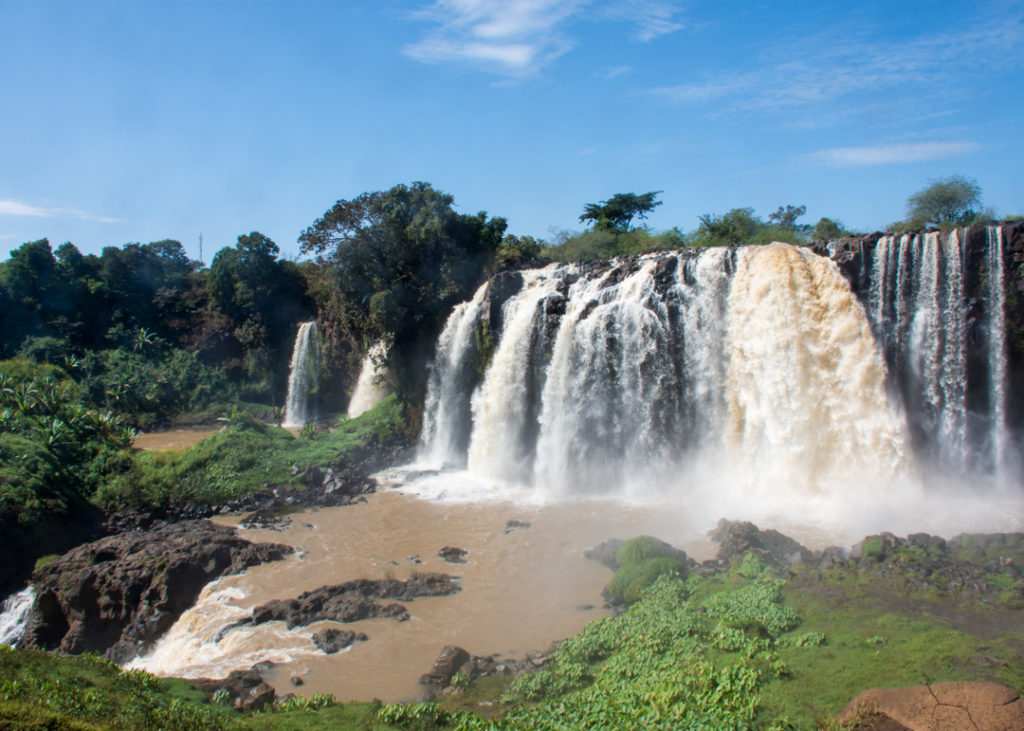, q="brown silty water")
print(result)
[132,487,725,702]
